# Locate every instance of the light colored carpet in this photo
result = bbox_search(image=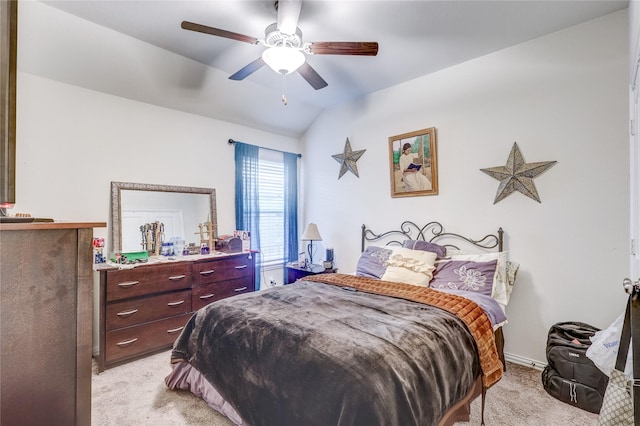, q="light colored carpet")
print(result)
[92,351,599,425]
